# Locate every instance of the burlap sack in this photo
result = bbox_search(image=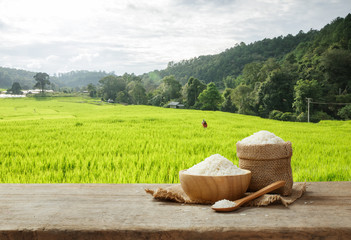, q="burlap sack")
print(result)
[237,141,293,196]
